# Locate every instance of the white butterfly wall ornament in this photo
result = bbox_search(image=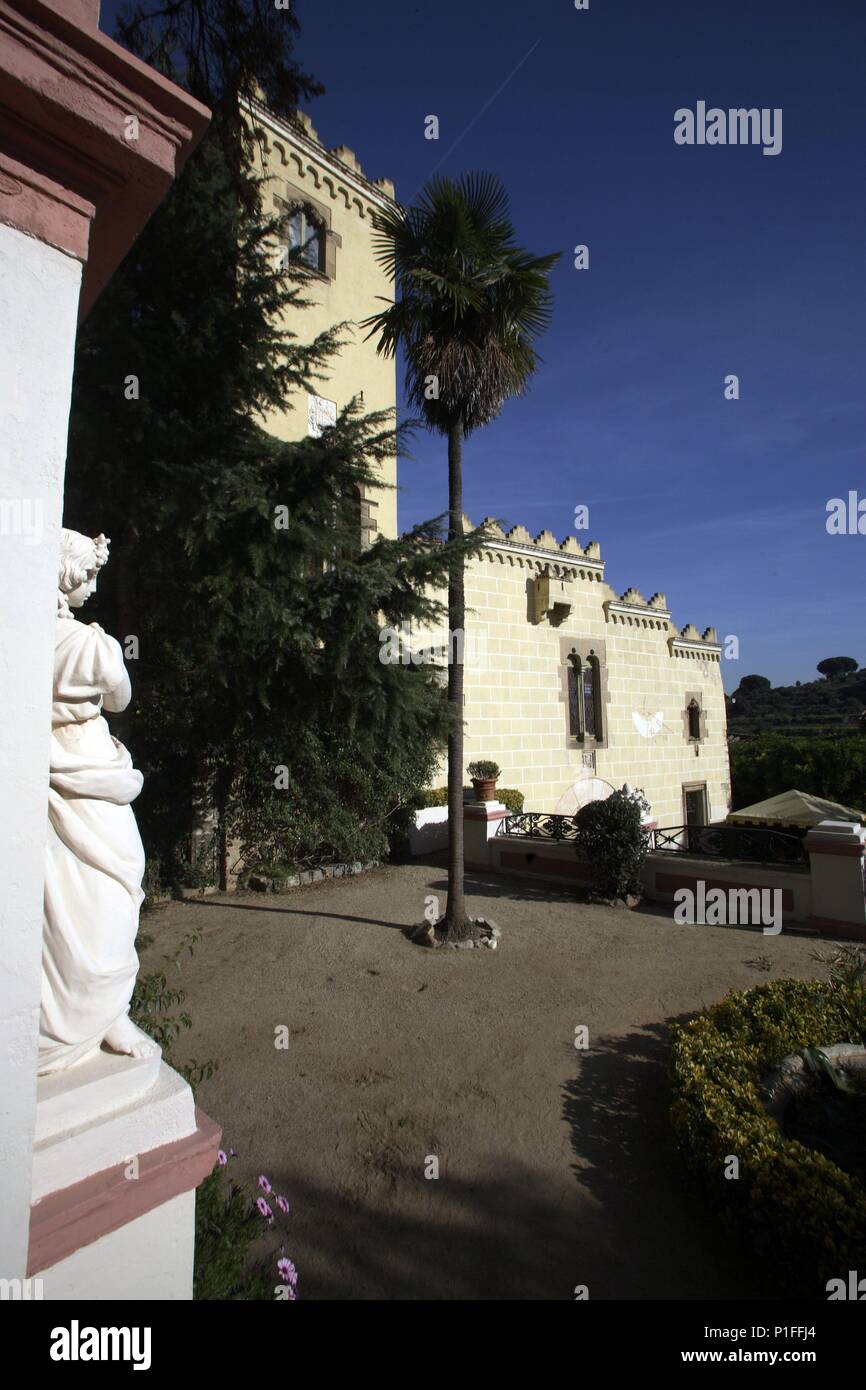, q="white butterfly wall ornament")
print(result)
[632,708,665,739]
